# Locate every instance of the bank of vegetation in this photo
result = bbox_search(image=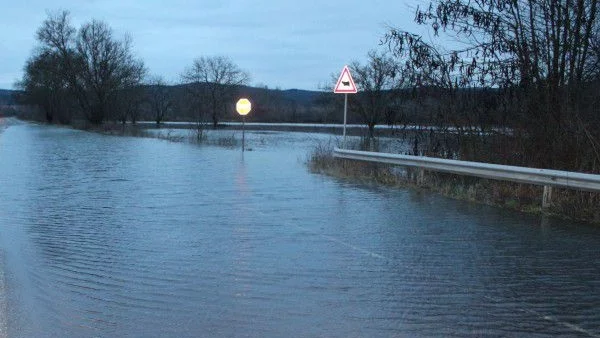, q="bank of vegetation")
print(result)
[309,139,600,223]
